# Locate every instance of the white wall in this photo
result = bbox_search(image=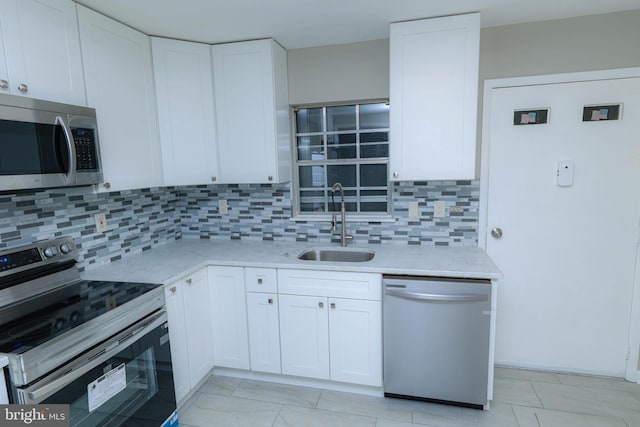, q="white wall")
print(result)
[287,39,389,105]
